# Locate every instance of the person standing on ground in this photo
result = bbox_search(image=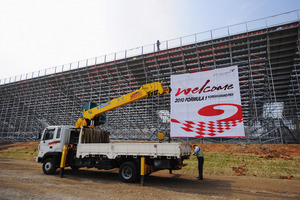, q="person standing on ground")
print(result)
[193,144,204,180]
